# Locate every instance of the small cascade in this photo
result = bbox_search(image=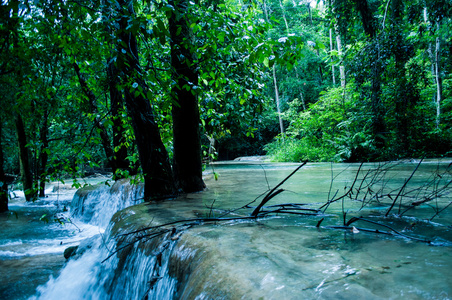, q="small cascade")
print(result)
[70,179,144,228]
[33,179,182,300]
[33,209,180,300]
